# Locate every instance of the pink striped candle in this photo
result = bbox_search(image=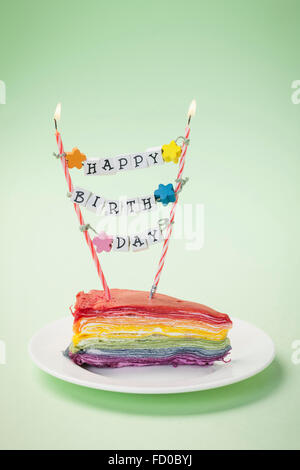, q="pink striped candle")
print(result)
[54,104,110,301]
[150,100,196,298]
